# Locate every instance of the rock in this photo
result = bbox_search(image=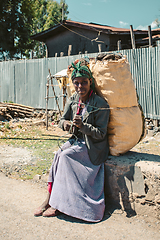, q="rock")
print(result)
[145,188,155,201]
[33,174,41,181]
